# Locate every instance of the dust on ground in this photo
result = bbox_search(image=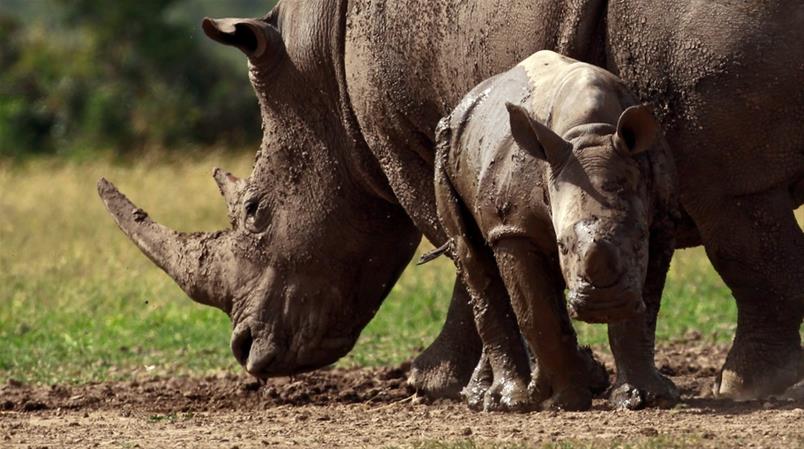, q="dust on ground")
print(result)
[1,340,802,449]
